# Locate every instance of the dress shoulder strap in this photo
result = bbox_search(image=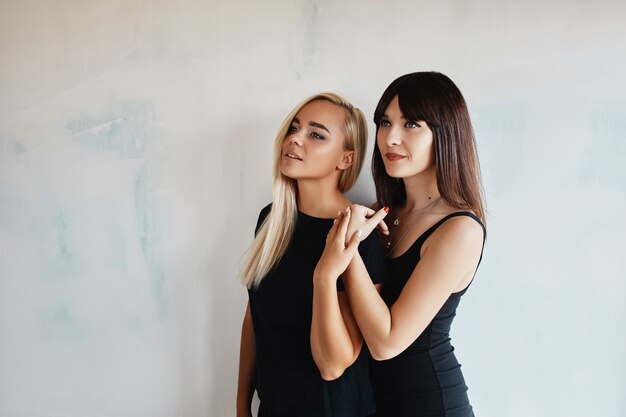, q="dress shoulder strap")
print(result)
[419,211,486,244]
[421,212,486,295]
